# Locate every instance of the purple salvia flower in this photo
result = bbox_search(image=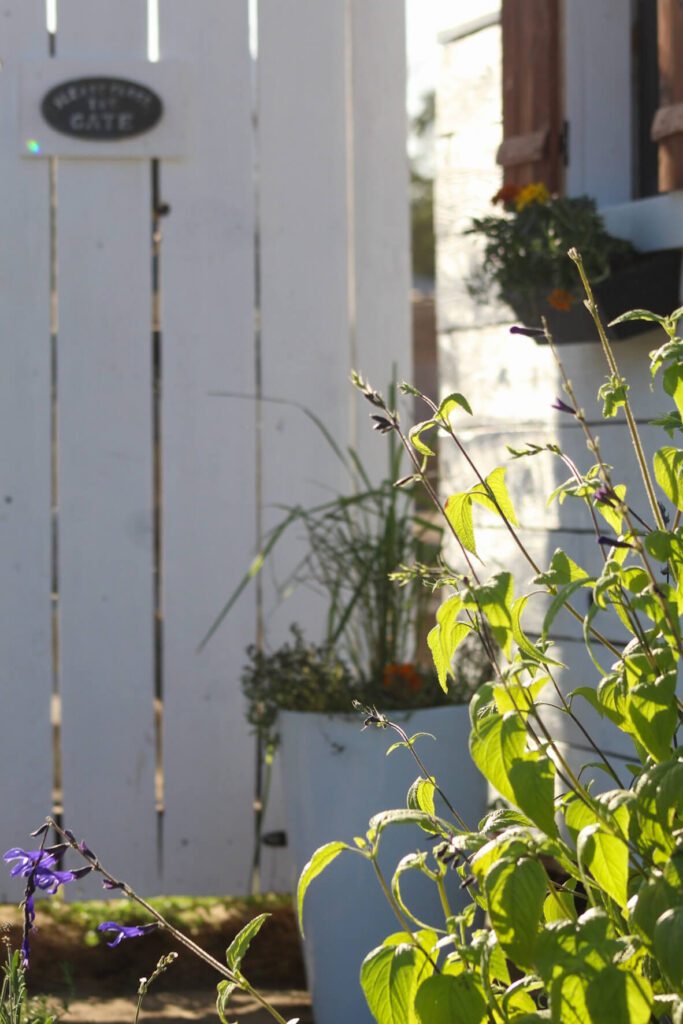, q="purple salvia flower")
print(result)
[102,879,124,891]
[551,397,575,415]
[20,888,36,968]
[510,325,546,338]
[594,486,617,506]
[4,848,82,894]
[97,921,159,947]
